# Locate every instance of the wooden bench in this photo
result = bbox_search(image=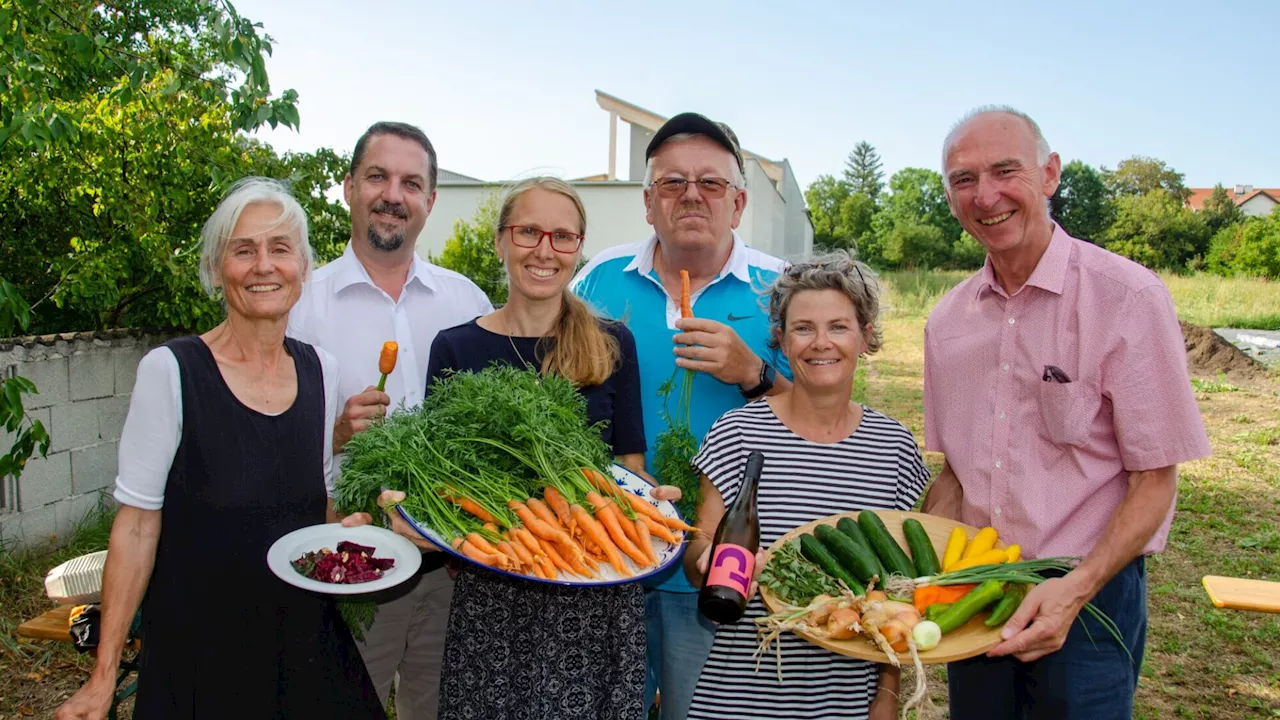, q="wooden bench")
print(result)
[17,604,139,719]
